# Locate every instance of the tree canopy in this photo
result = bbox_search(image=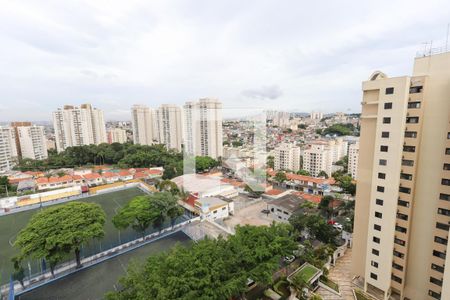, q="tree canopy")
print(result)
[14,202,106,270]
[105,224,297,300]
[296,169,311,176]
[321,123,355,136]
[274,171,287,183]
[195,156,219,173]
